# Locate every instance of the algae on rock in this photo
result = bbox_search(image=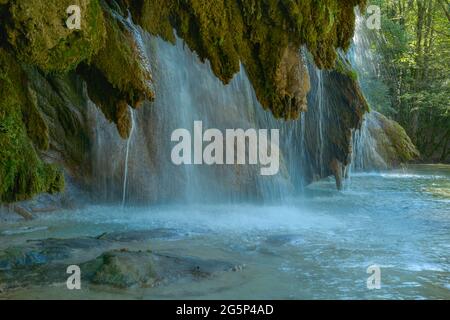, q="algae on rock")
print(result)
[127,0,367,119]
[6,0,106,73]
[0,0,371,202]
[0,50,64,202]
